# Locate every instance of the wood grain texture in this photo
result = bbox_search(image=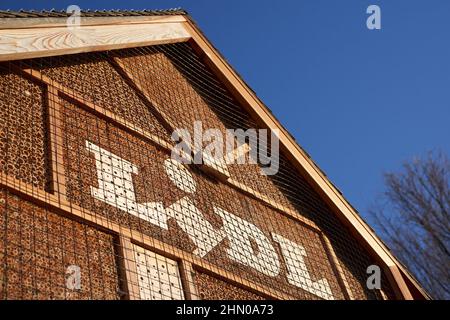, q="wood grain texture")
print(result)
[0,22,190,61]
[0,15,187,30]
[46,86,67,200]
[119,236,141,300]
